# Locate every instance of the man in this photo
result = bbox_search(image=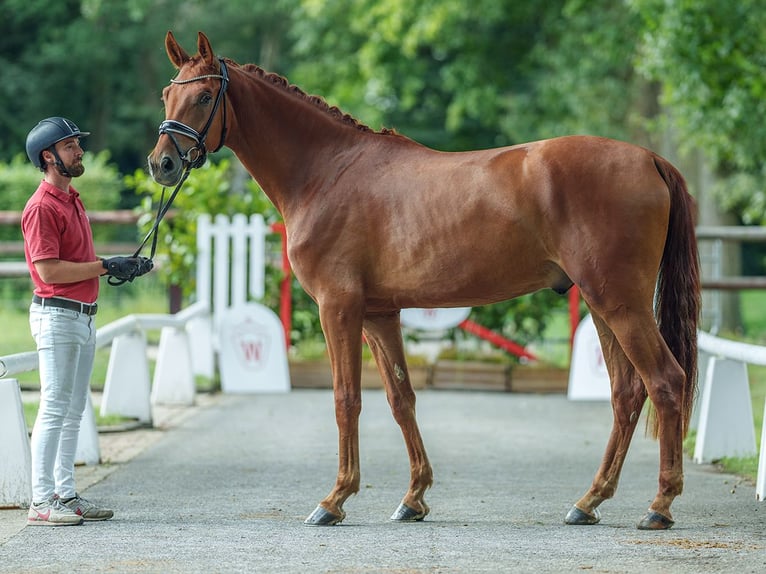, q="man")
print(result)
[22,117,152,526]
